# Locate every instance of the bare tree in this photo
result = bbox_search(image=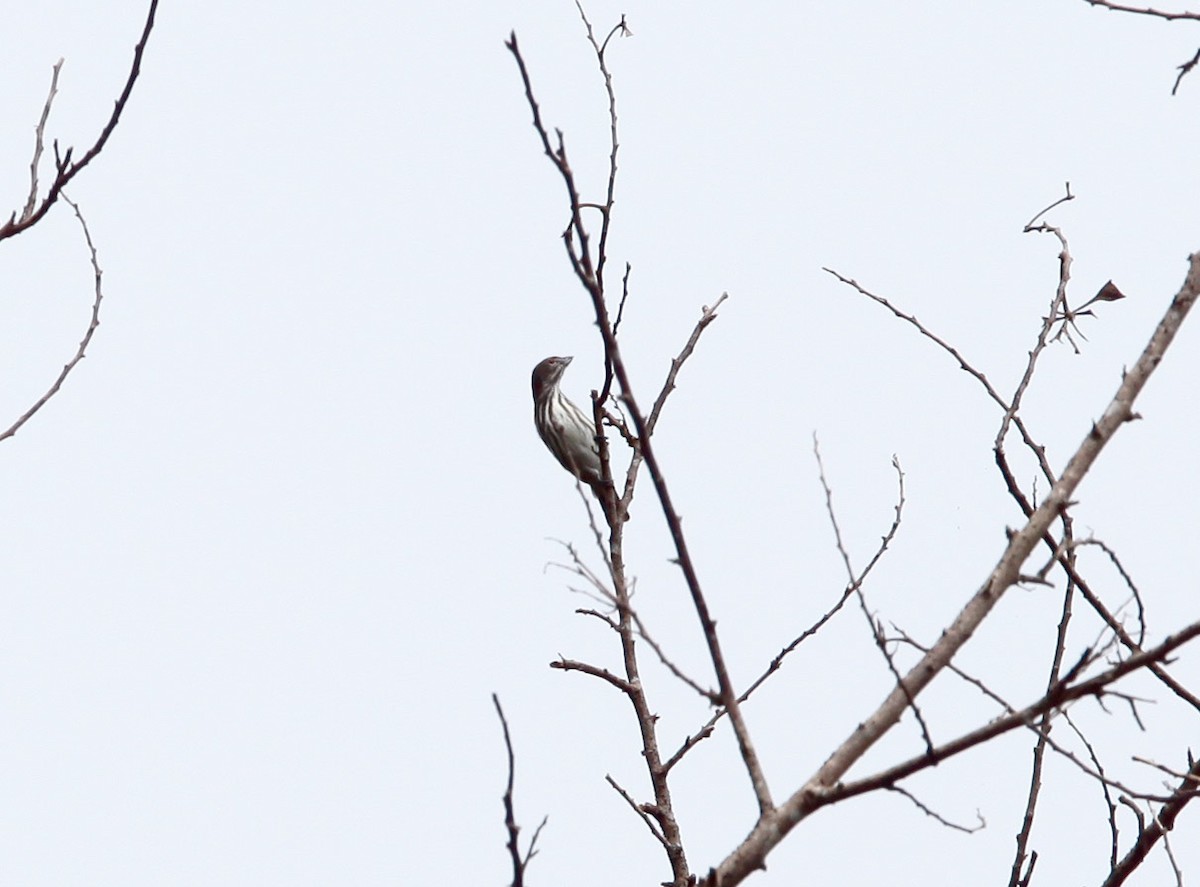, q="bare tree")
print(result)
[498,5,1200,886]
[1,1,159,443]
